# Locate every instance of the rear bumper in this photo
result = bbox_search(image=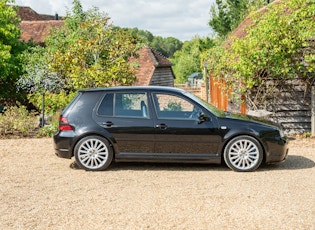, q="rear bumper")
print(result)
[53,131,76,159]
[55,148,72,159]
